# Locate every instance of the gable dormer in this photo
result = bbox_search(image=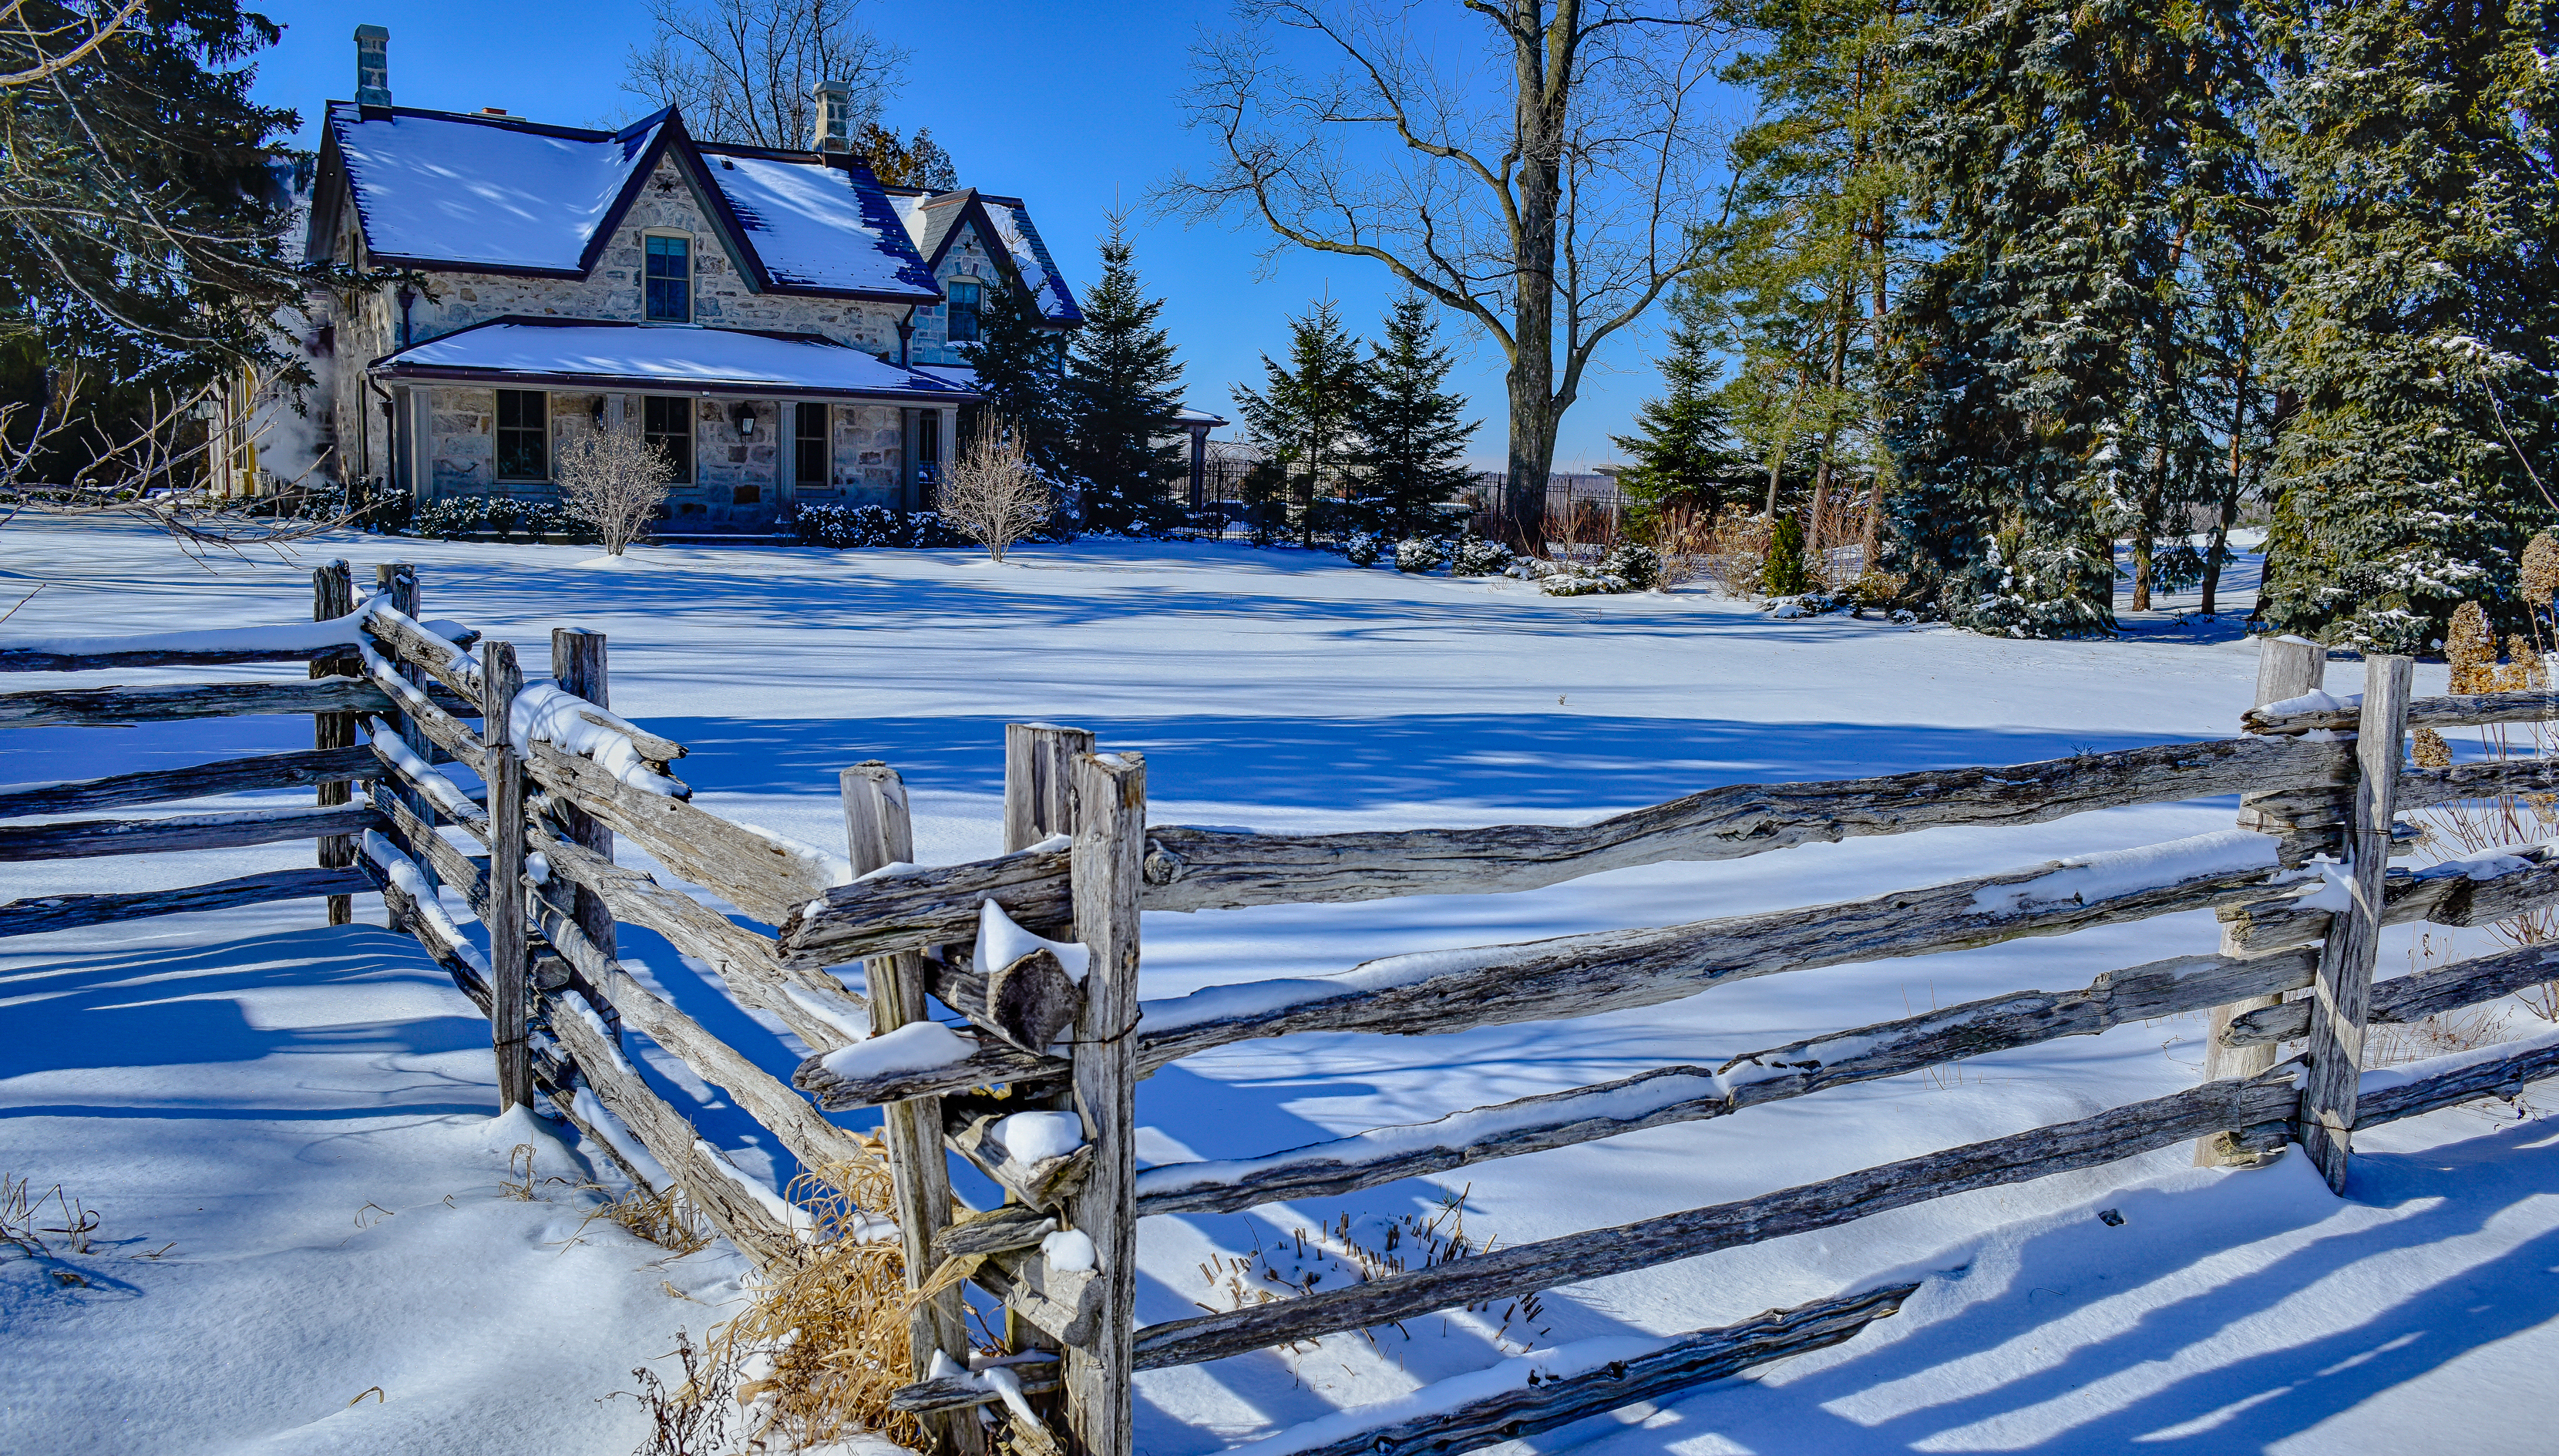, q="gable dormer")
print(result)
[889,187,1083,326]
